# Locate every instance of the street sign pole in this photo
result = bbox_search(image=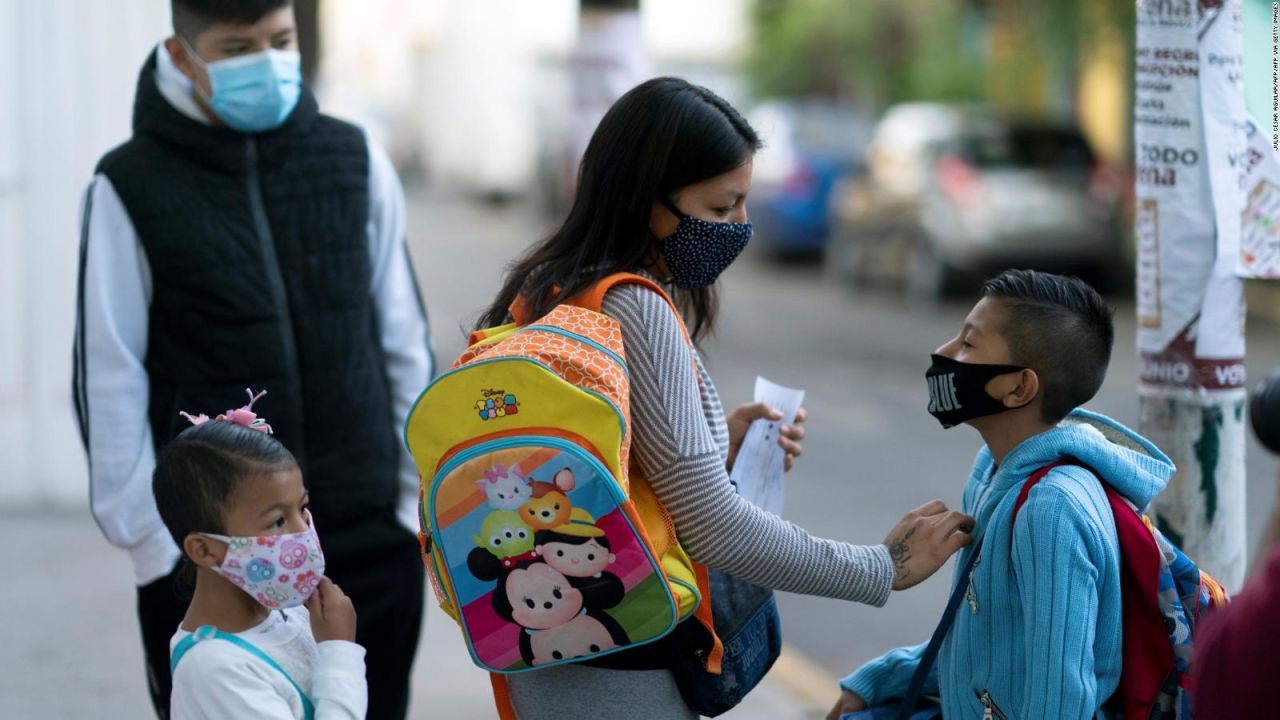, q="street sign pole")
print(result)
[1134,0,1248,589]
